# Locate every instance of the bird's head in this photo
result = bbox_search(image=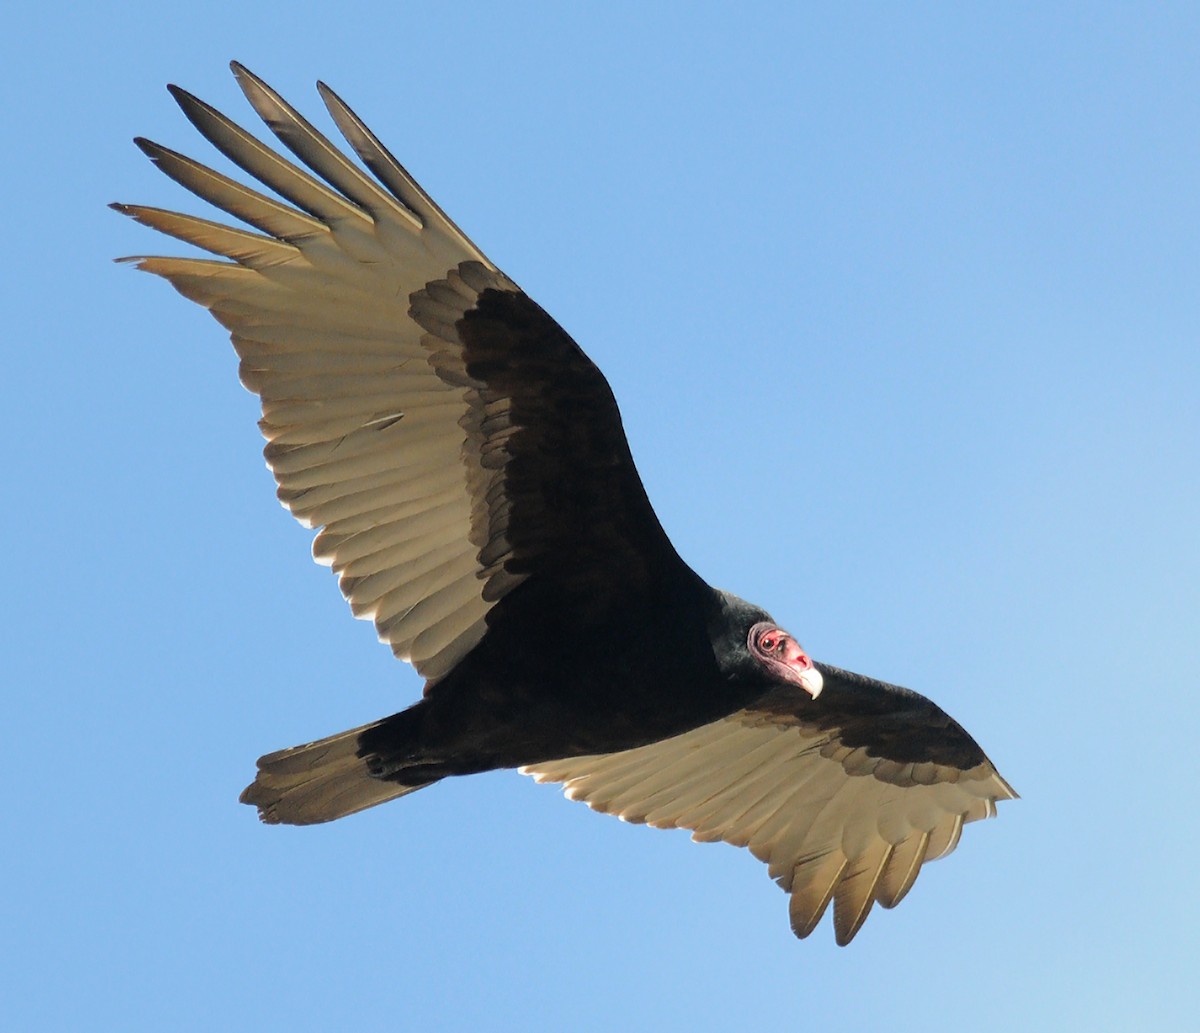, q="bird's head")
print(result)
[746,621,824,699]
[709,591,824,700]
